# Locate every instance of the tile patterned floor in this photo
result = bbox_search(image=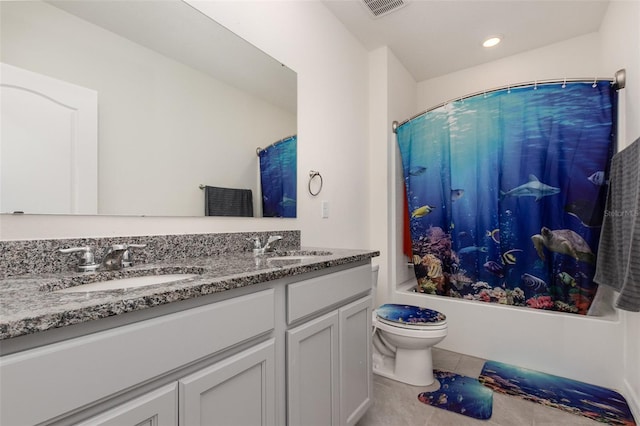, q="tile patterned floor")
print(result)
[357,348,602,426]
